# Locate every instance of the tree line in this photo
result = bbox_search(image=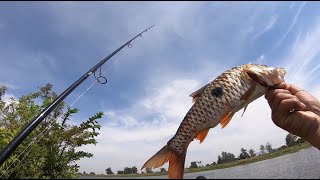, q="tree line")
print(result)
[189,134,305,168]
[103,133,306,175]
